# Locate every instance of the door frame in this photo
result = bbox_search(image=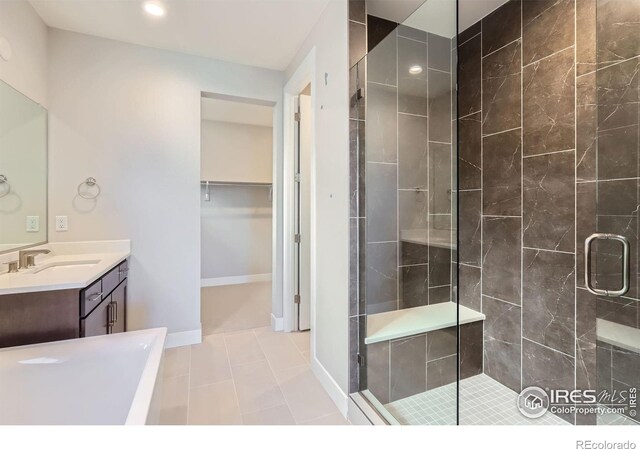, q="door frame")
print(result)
[283,48,317,336]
